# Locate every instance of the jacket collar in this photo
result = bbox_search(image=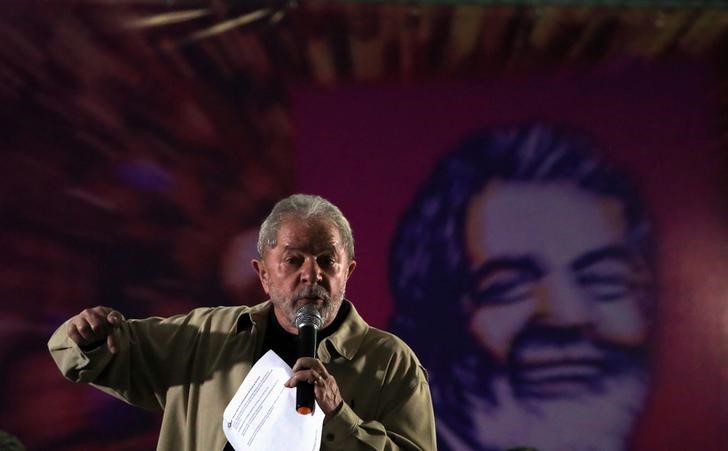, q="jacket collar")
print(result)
[319,300,369,362]
[234,299,369,362]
